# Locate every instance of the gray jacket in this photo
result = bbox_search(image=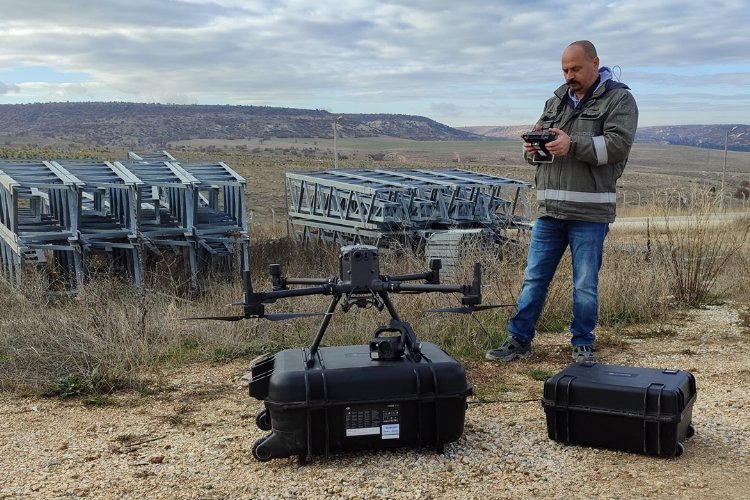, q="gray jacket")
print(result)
[527,73,638,223]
